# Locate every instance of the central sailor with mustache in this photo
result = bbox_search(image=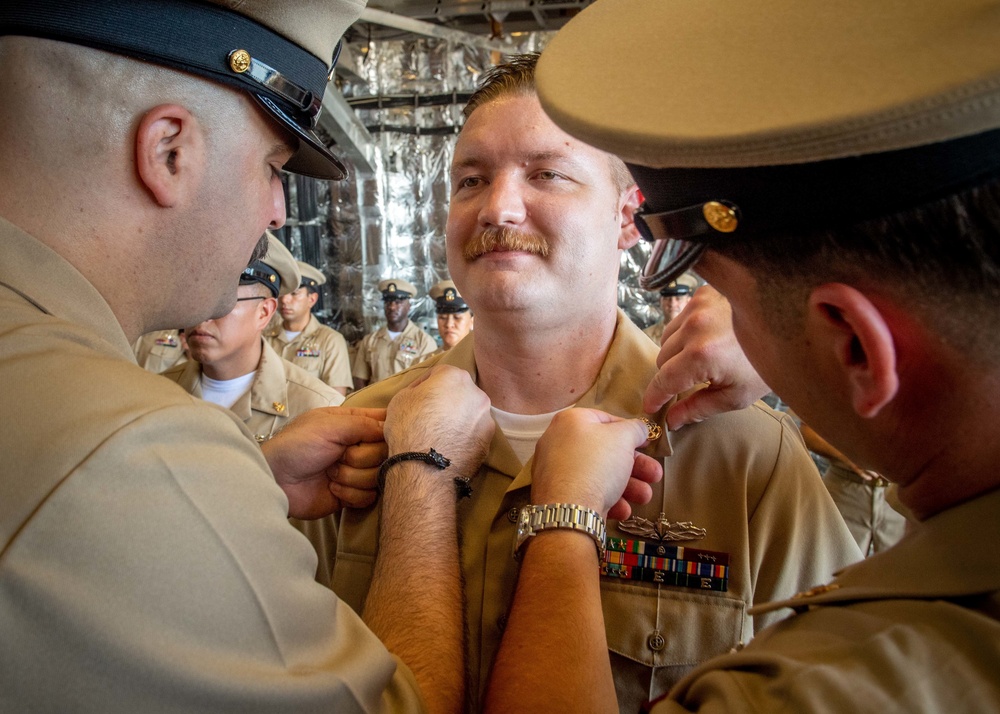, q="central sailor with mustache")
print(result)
[333,54,860,711]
